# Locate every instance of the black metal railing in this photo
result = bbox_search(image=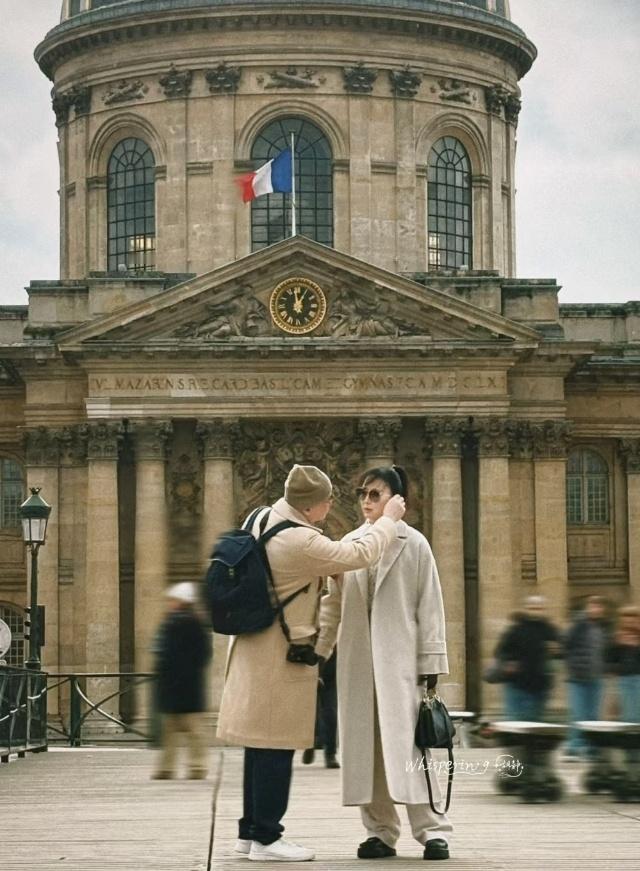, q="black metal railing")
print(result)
[0,666,48,762]
[45,672,158,746]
